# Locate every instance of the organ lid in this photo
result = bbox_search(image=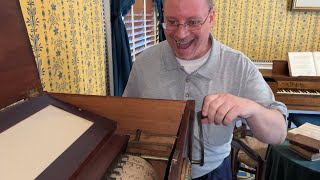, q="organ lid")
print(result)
[0,1,42,110]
